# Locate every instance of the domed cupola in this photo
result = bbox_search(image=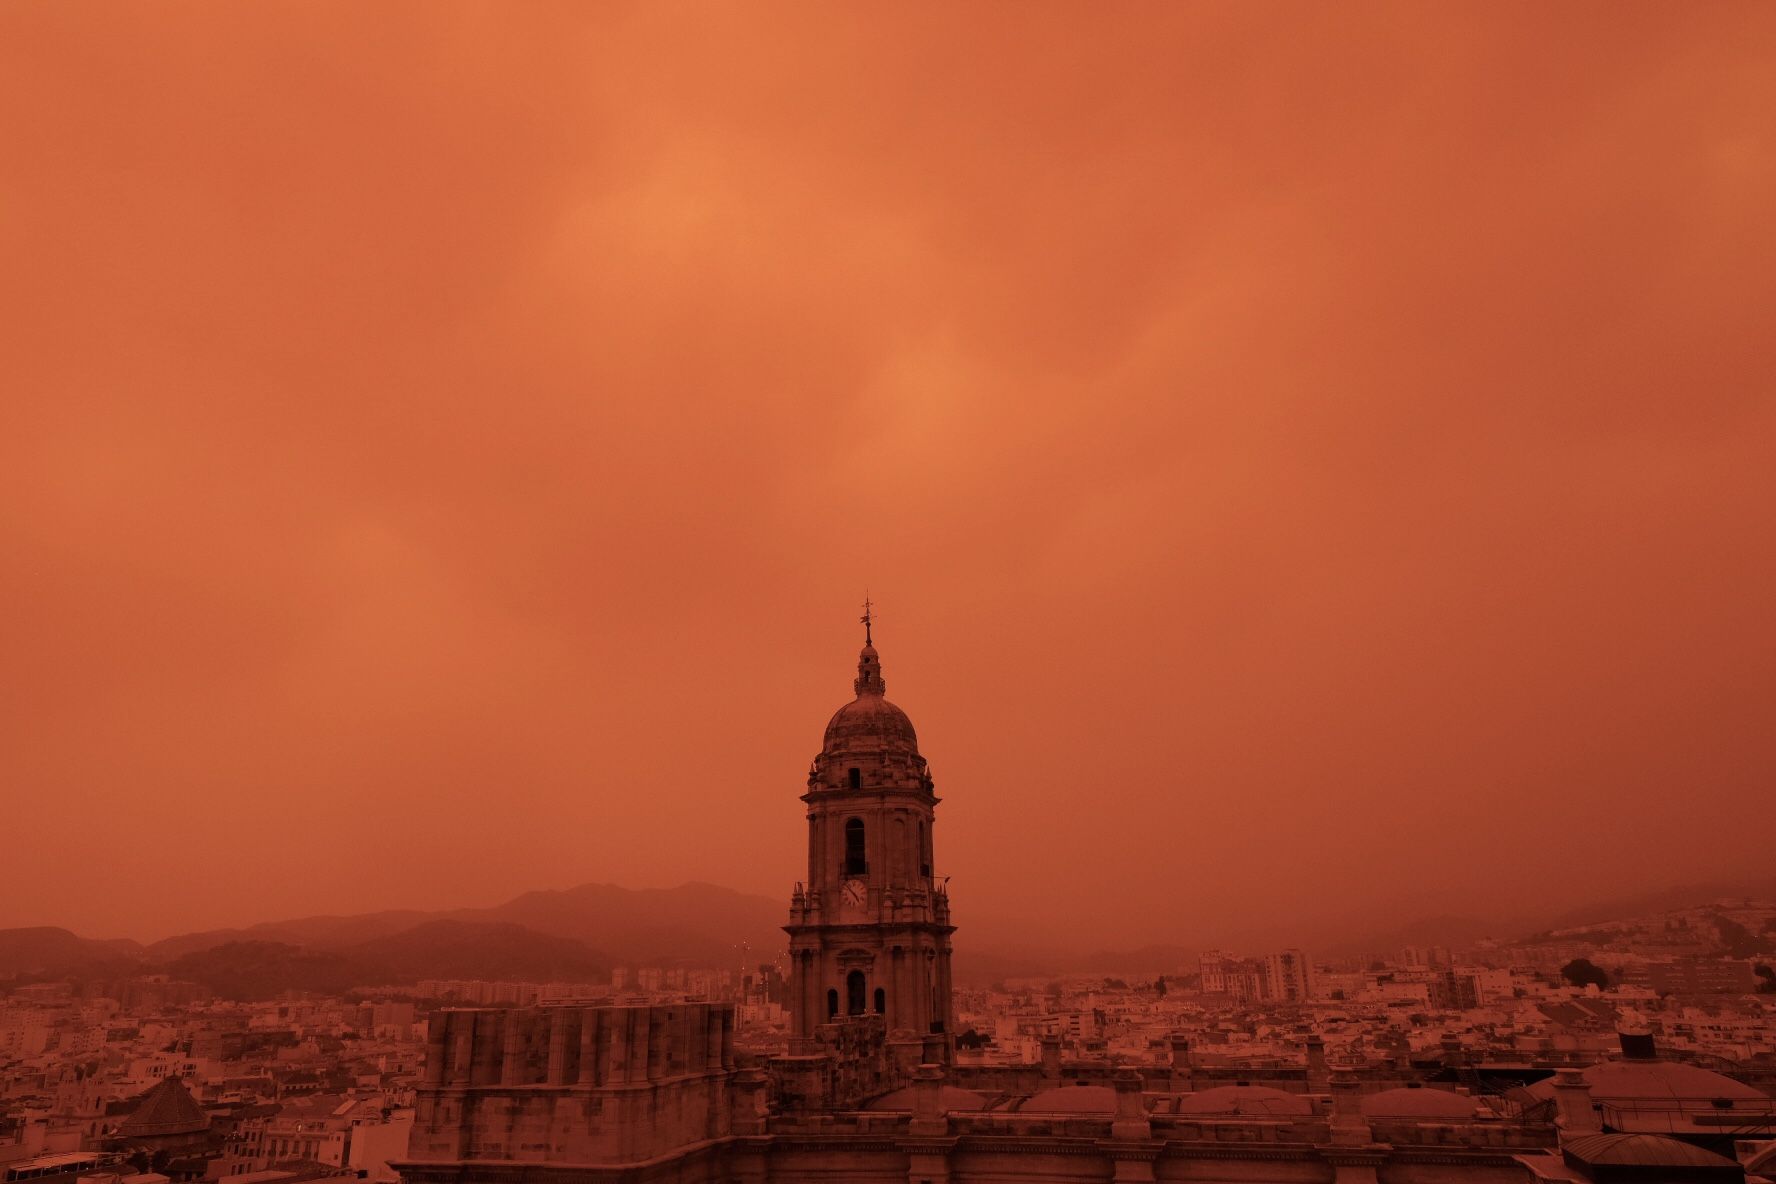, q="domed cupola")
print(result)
[812,604,931,788]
